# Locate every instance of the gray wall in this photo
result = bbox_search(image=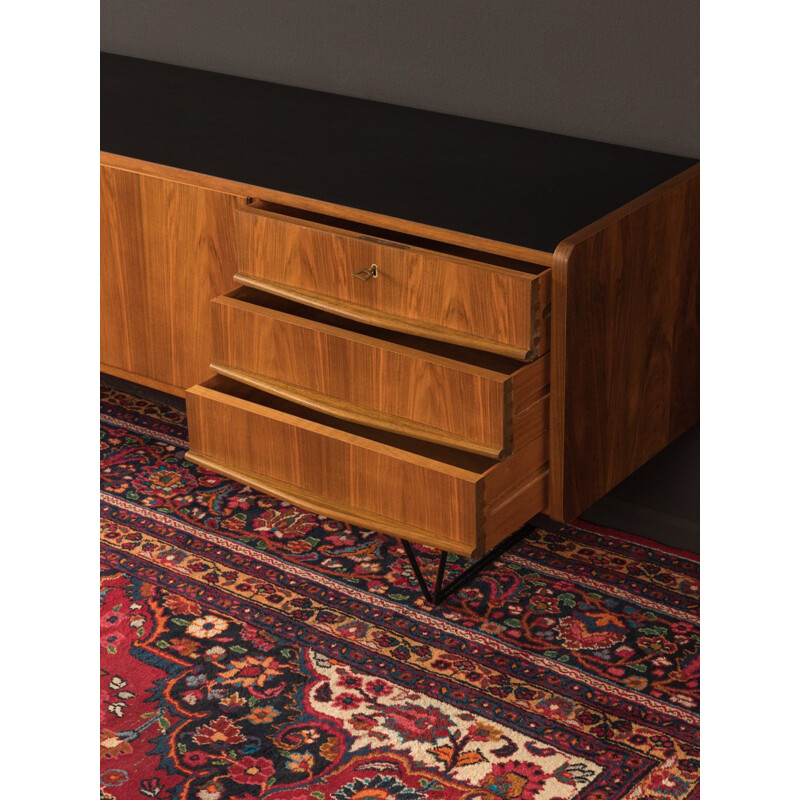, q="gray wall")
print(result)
[100,1,699,157]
